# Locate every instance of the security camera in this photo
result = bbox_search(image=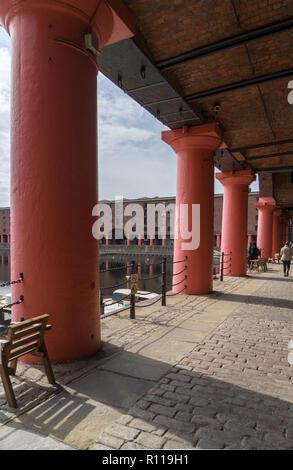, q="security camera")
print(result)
[213,104,221,113]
